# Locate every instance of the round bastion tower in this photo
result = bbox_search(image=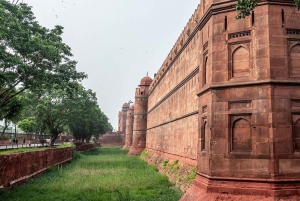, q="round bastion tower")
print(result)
[118,103,129,132]
[129,76,152,155]
[123,104,134,149]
